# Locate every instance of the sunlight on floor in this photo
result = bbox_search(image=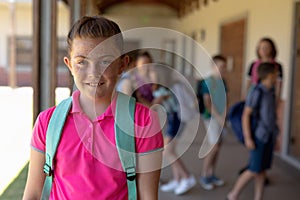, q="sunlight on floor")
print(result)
[0,86,70,195]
